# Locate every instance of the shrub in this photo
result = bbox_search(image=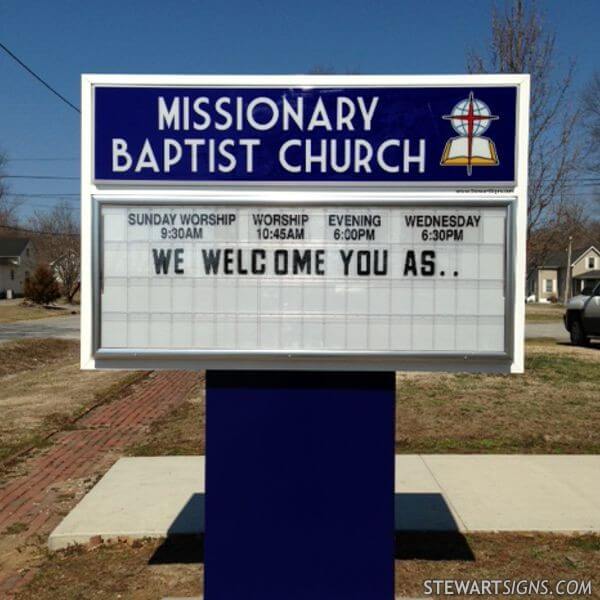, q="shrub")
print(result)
[24,264,61,305]
[548,295,559,304]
